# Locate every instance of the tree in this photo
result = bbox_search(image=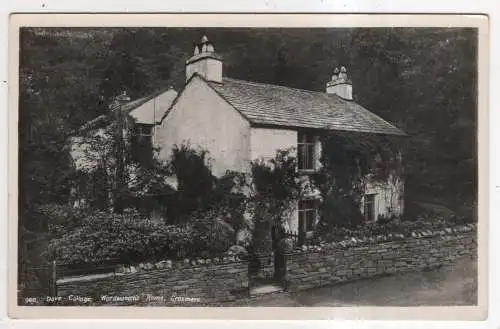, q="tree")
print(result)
[71,101,172,214]
[347,28,477,211]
